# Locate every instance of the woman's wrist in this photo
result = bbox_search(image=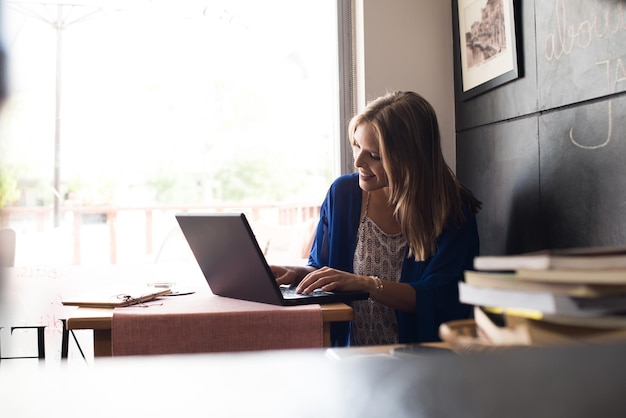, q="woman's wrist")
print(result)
[368,275,384,295]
